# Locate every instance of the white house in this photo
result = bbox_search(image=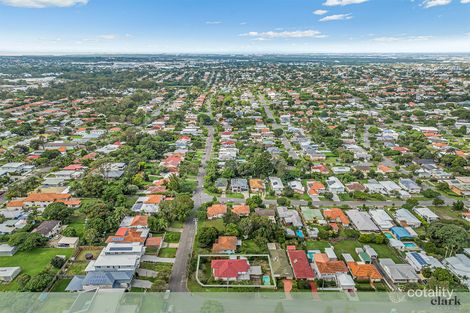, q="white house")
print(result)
[269,177,285,195]
[326,177,345,194]
[0,267,21,282]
